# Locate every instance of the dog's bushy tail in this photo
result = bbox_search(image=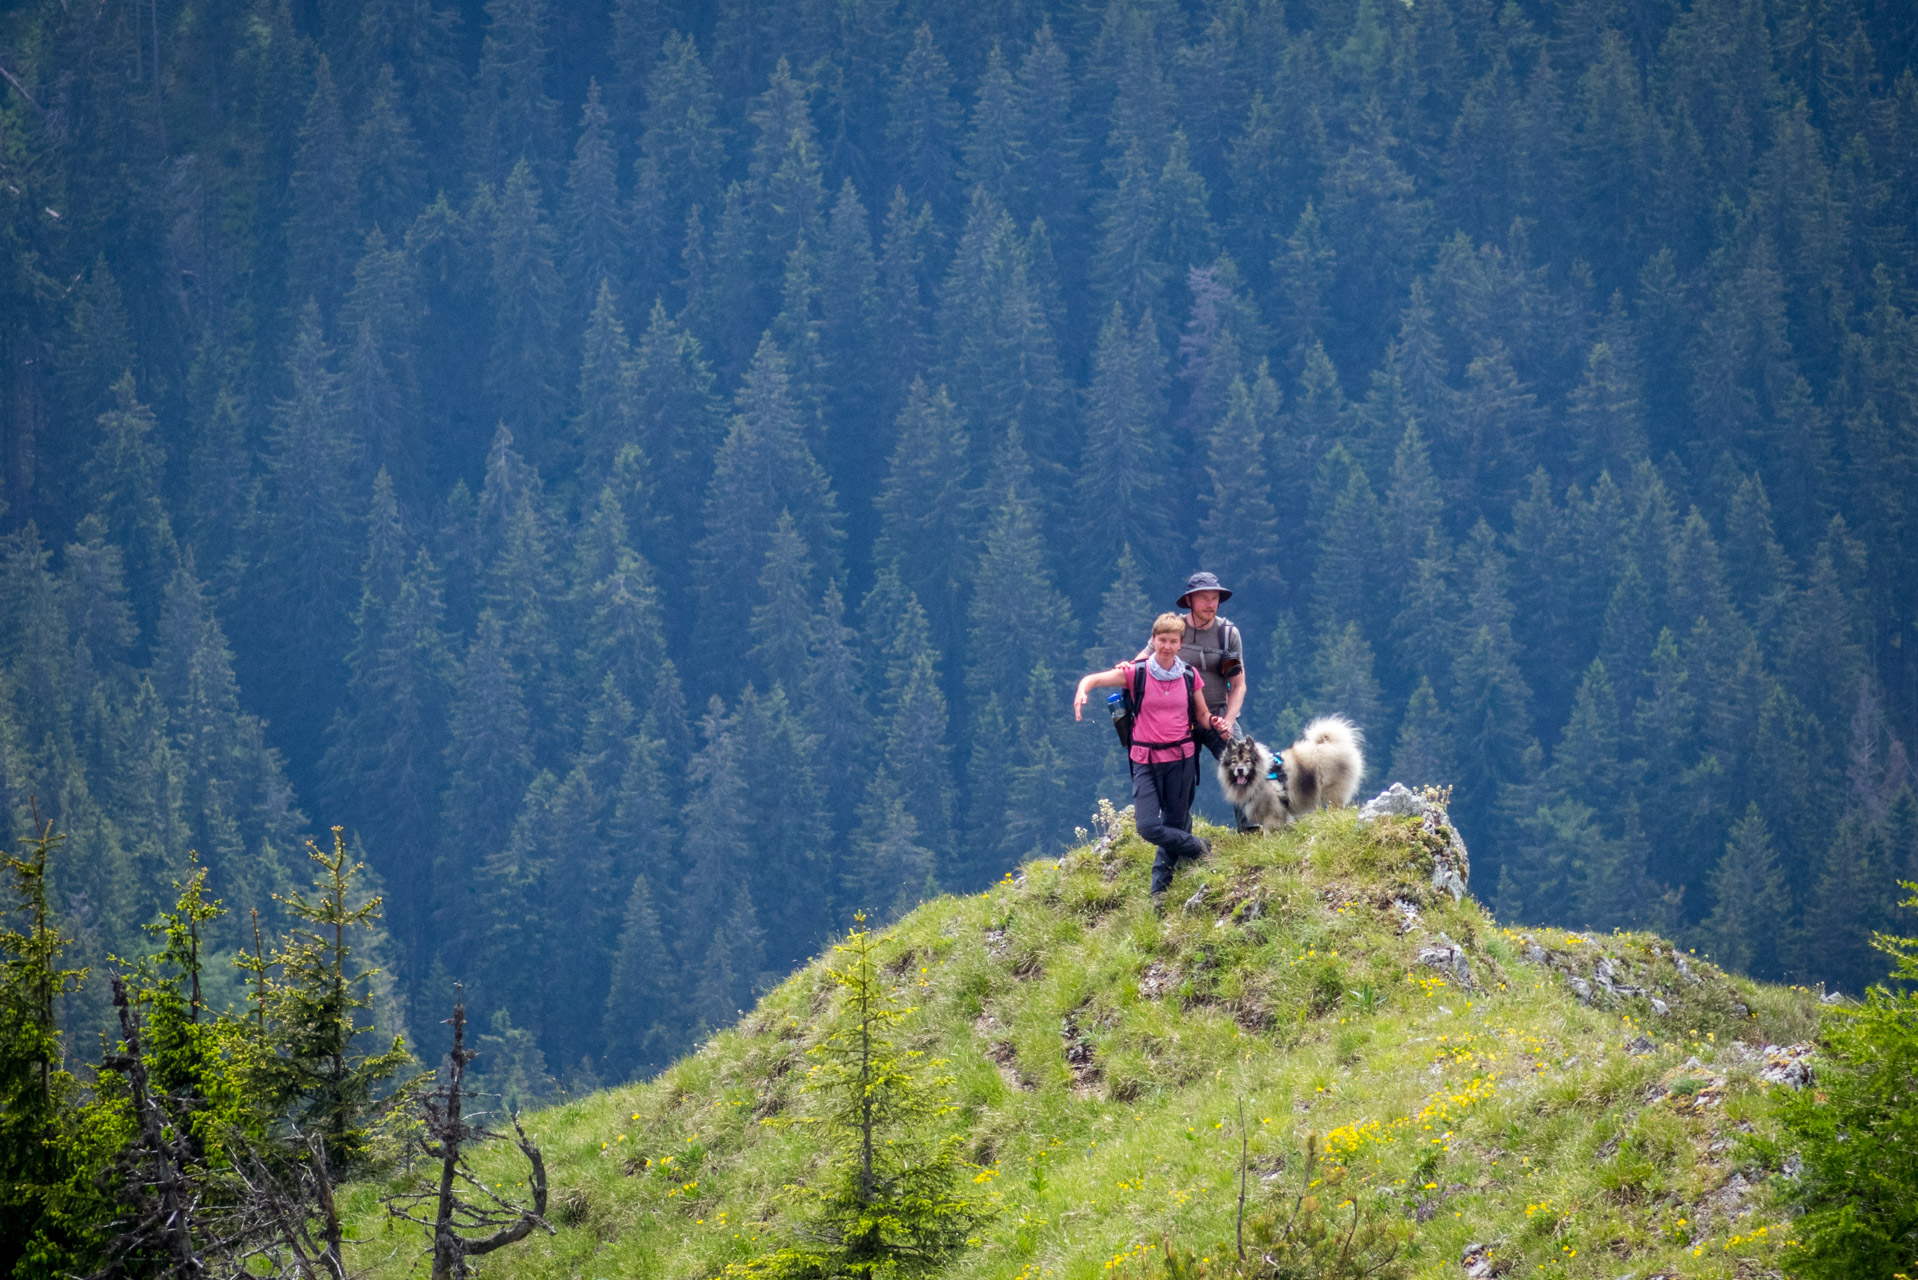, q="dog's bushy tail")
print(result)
[1299,714,1363,752]
[1294,715,1366,807]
